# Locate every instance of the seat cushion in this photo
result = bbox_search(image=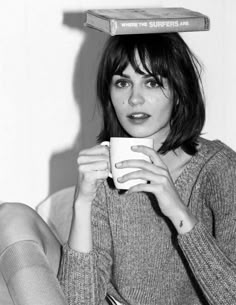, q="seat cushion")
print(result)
[36,186,75,244]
